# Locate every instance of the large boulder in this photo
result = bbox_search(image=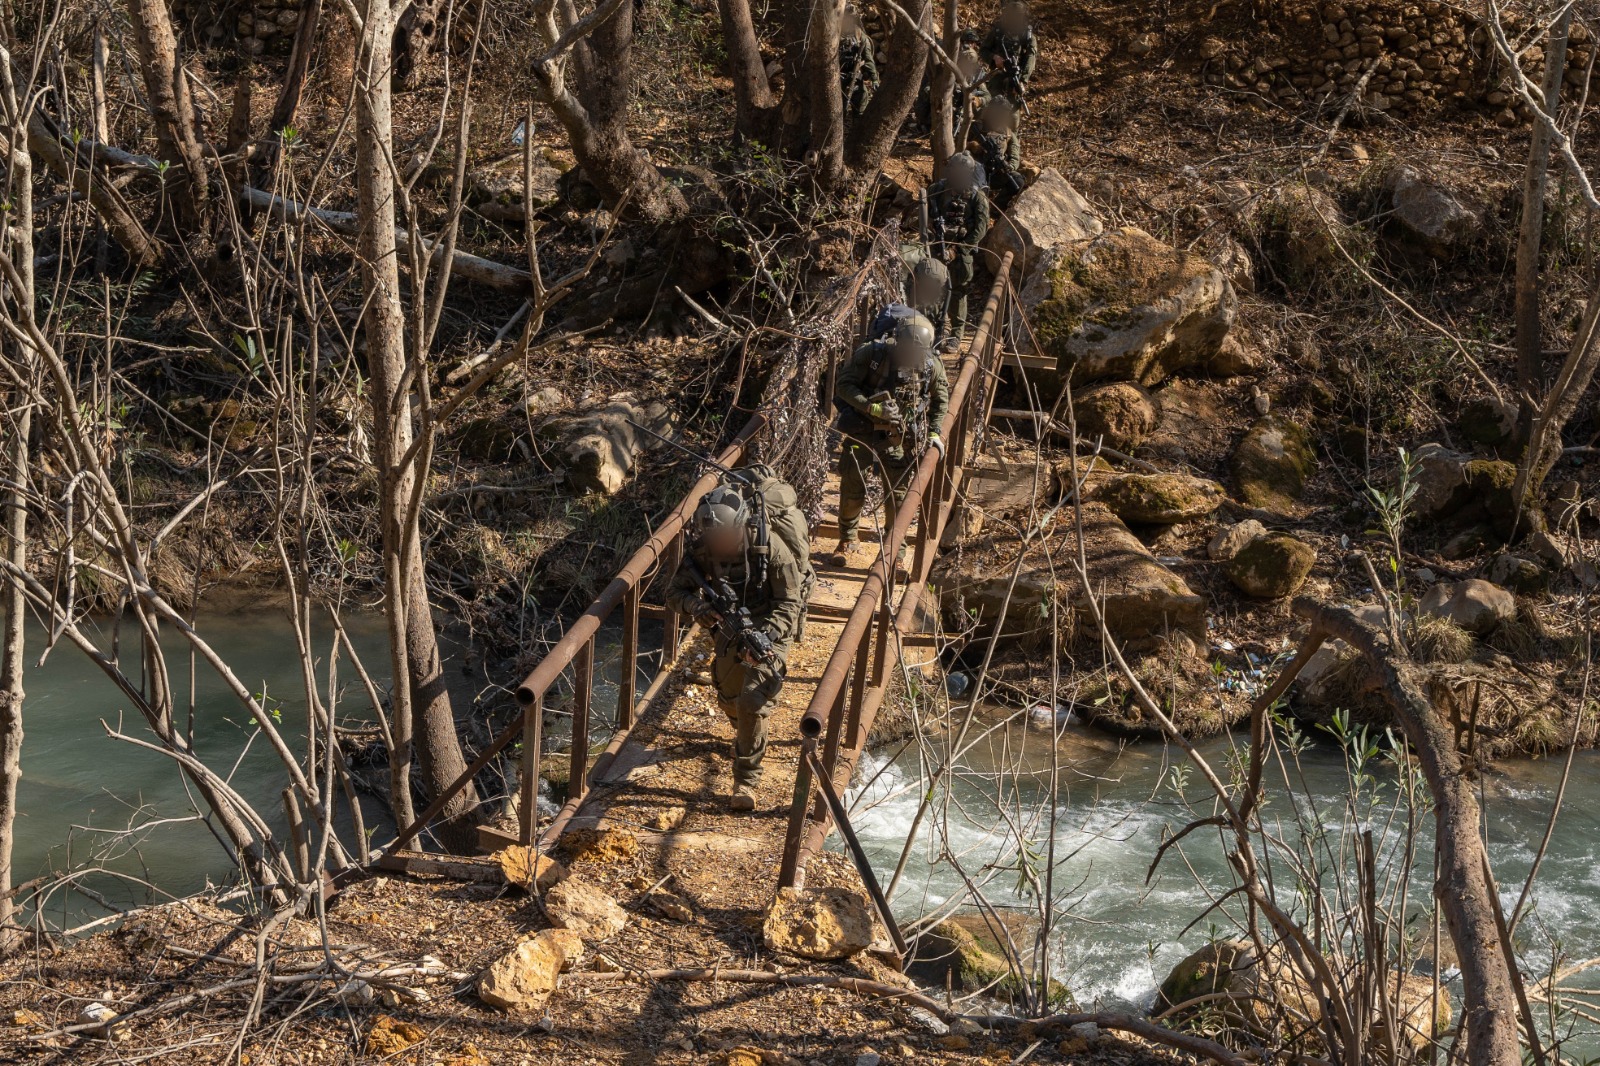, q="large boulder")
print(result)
[1226,533,1316,599]
[1072,382,1157,451]
[1231,415,1317,511]
[1457,396,1516,448]
[1023,227,1237,387]
[544,394,677,495]
[1409,445,1527,541]
[981,168,1103,277]
[467,162,564,223]
[763,887,874,960]
[494,846,568,892]
[1419,579,1515,636]
[476,929,584,1010]
[1095,473,1224,525]
[1385,165,1482,259]
[934,502,1206,651]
